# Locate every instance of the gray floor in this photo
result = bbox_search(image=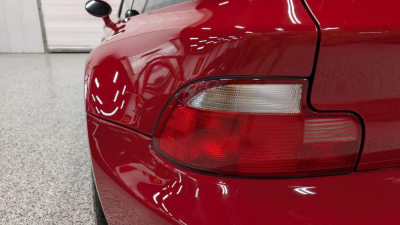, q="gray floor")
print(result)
[0,54,94,224]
